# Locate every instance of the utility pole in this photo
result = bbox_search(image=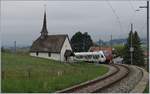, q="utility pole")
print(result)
[147,1,149,72]
[99,37,101,51]
[83,35,86,52]
[130,24,134,65]
[83,38,85,52]
[139,1,149,72]
[110,34,112,53]
[84,36,86,52]
[14,41,16,54]
[110,35,113,63]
